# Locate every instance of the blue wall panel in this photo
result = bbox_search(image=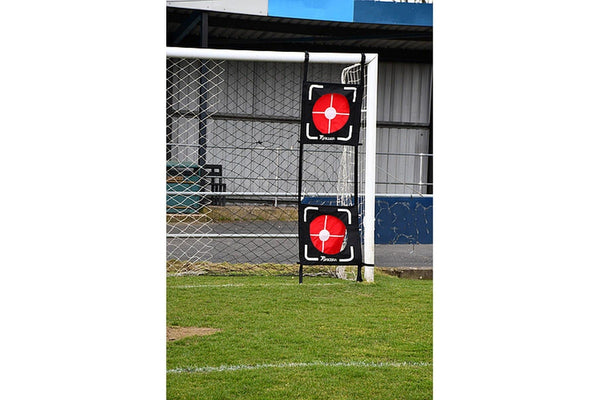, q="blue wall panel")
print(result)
[375,196,432,244]
[268,0,354,22]
[268,0,432,26]
[353,1,432,26]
